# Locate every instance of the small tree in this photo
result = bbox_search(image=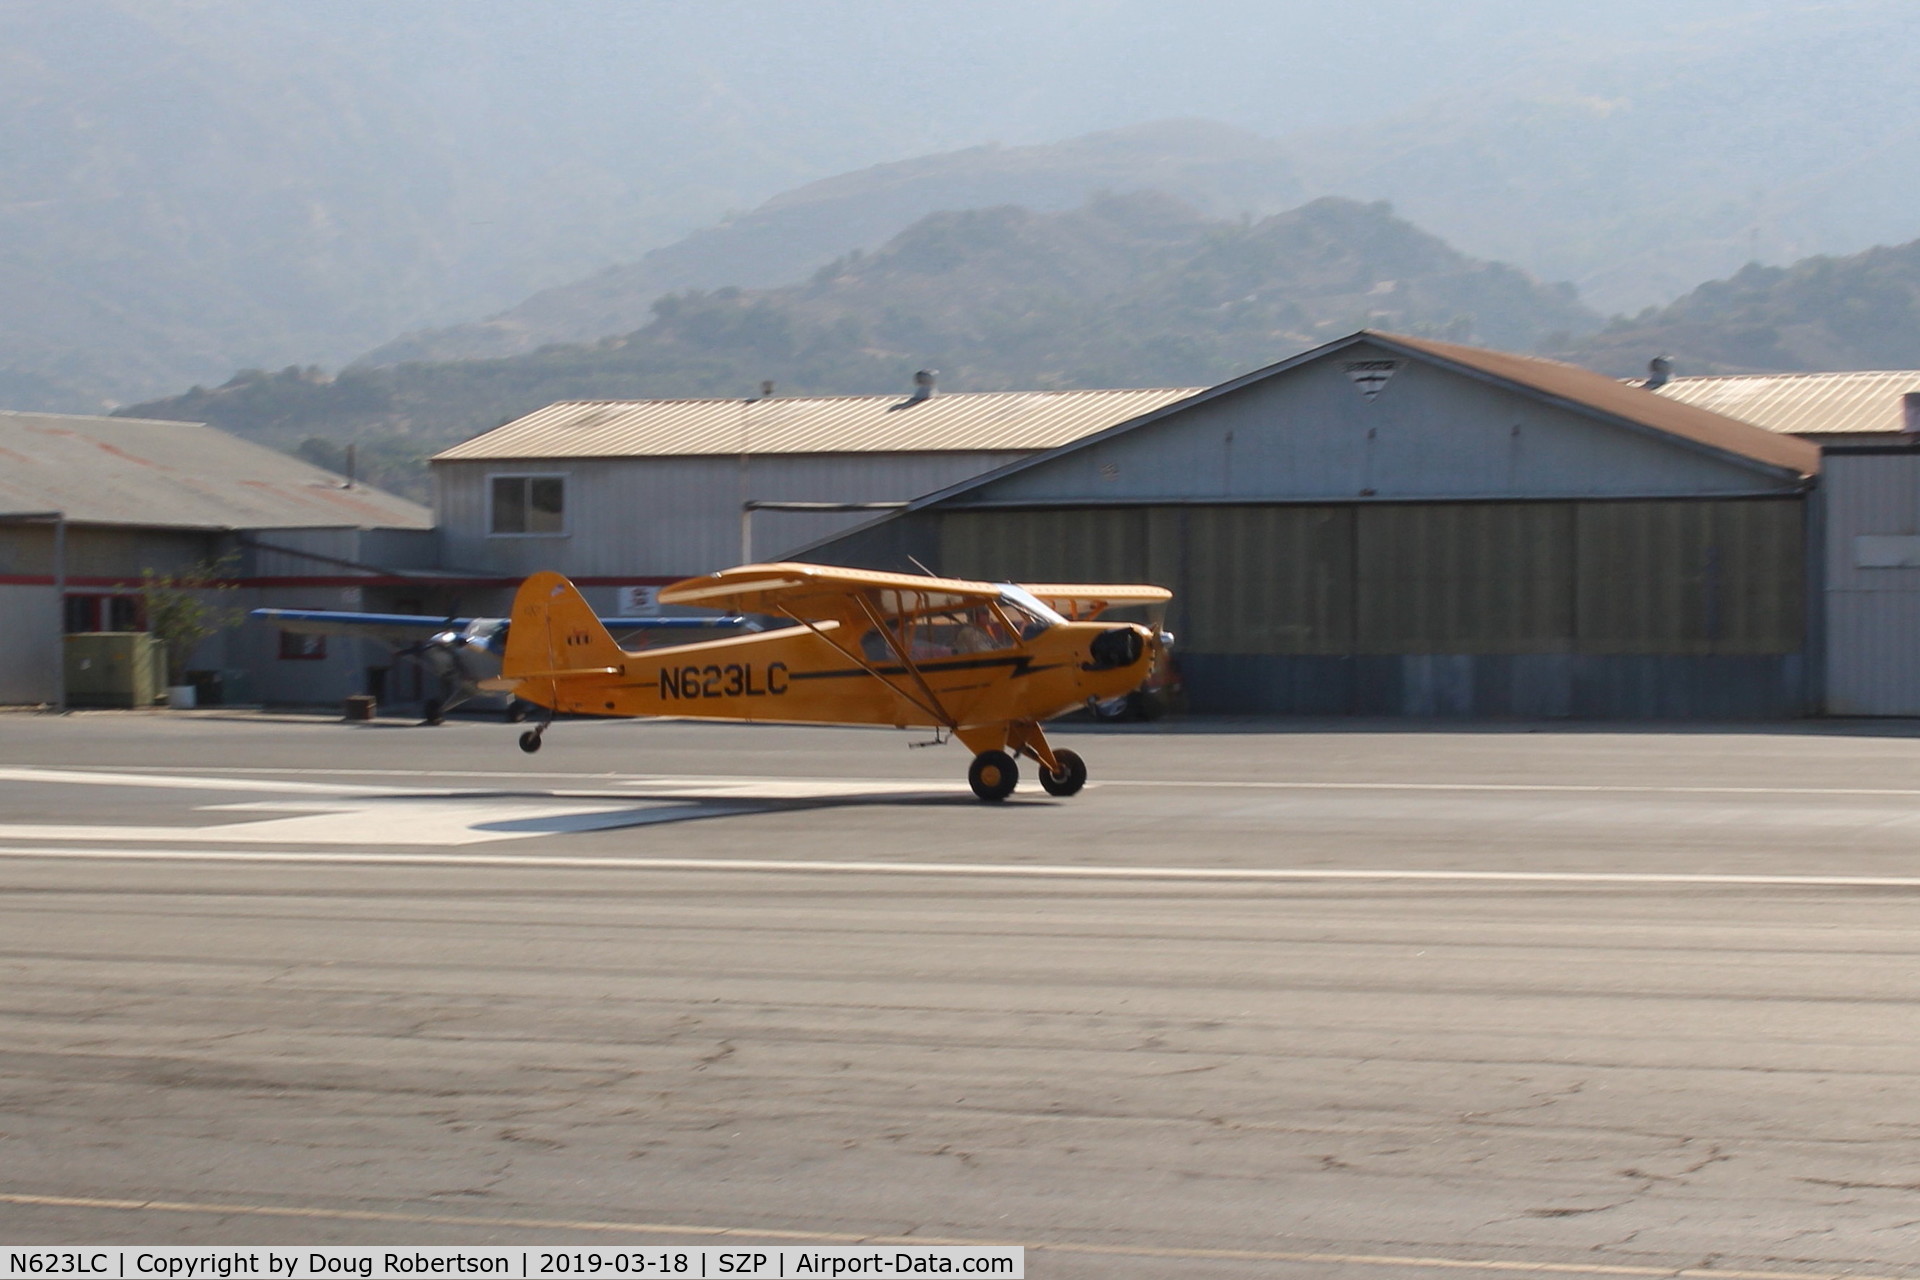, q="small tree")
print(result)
[141,557,245,687]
